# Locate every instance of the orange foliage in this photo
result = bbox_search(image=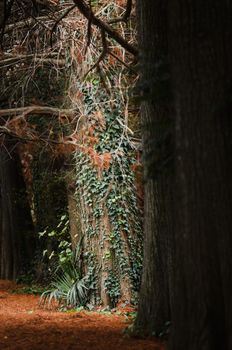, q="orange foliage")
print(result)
[53,143,77,157]
[6,116,30,138]
[113,47,123,58]
[17,144,34,187]
[92,111,106,129]
[115,0,127,6]
[76,117,112,172]
[80,146,112,171]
